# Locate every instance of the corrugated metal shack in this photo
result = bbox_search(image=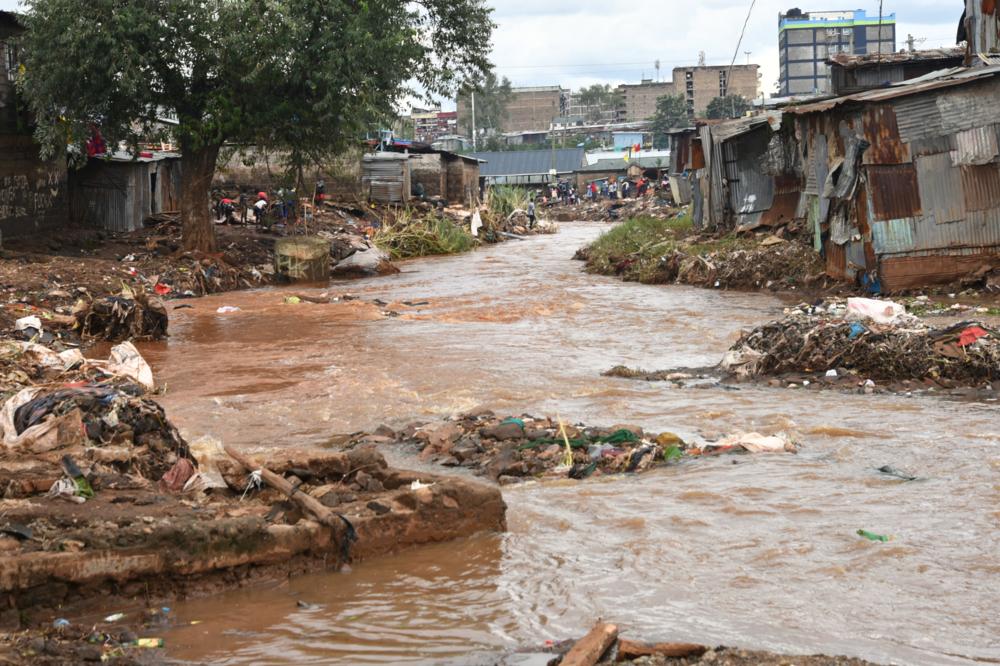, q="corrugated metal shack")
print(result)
[828,48,966,96]
[680,114,795,233]
[362,153,411,204]
[69,151,180,232]
[385,145,482,206]
[464,148,586,186]
[787,65,1000,290]
[666,128,699,206]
